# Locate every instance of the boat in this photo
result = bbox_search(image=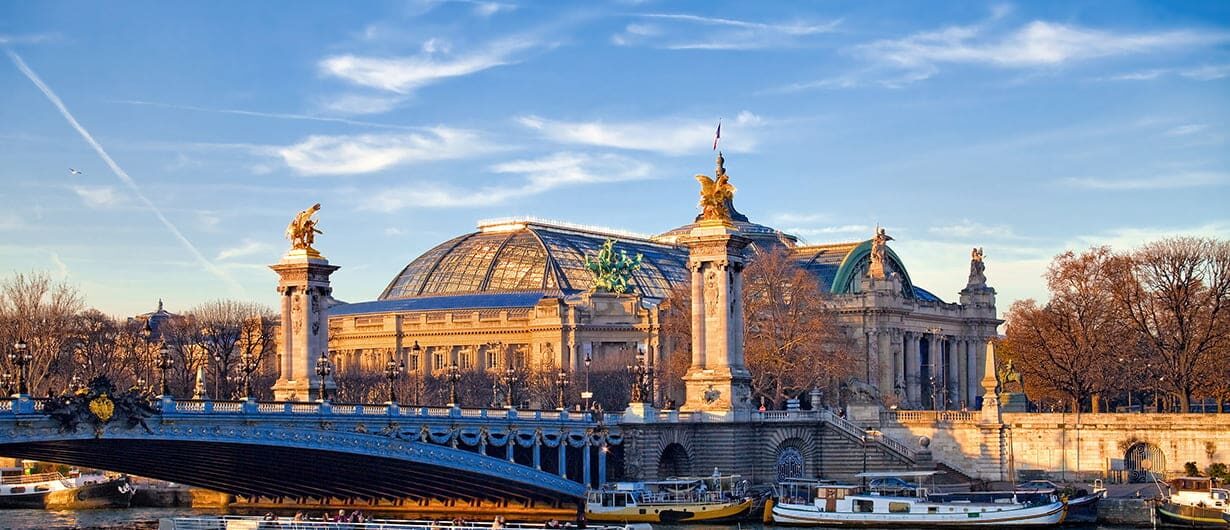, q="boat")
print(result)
[160,515,650,530]
[586,473,754,523]
[0,466,134,509]
[1015,479,1106,523]
[1155,476,1230,528]
[769,471,1067,527]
